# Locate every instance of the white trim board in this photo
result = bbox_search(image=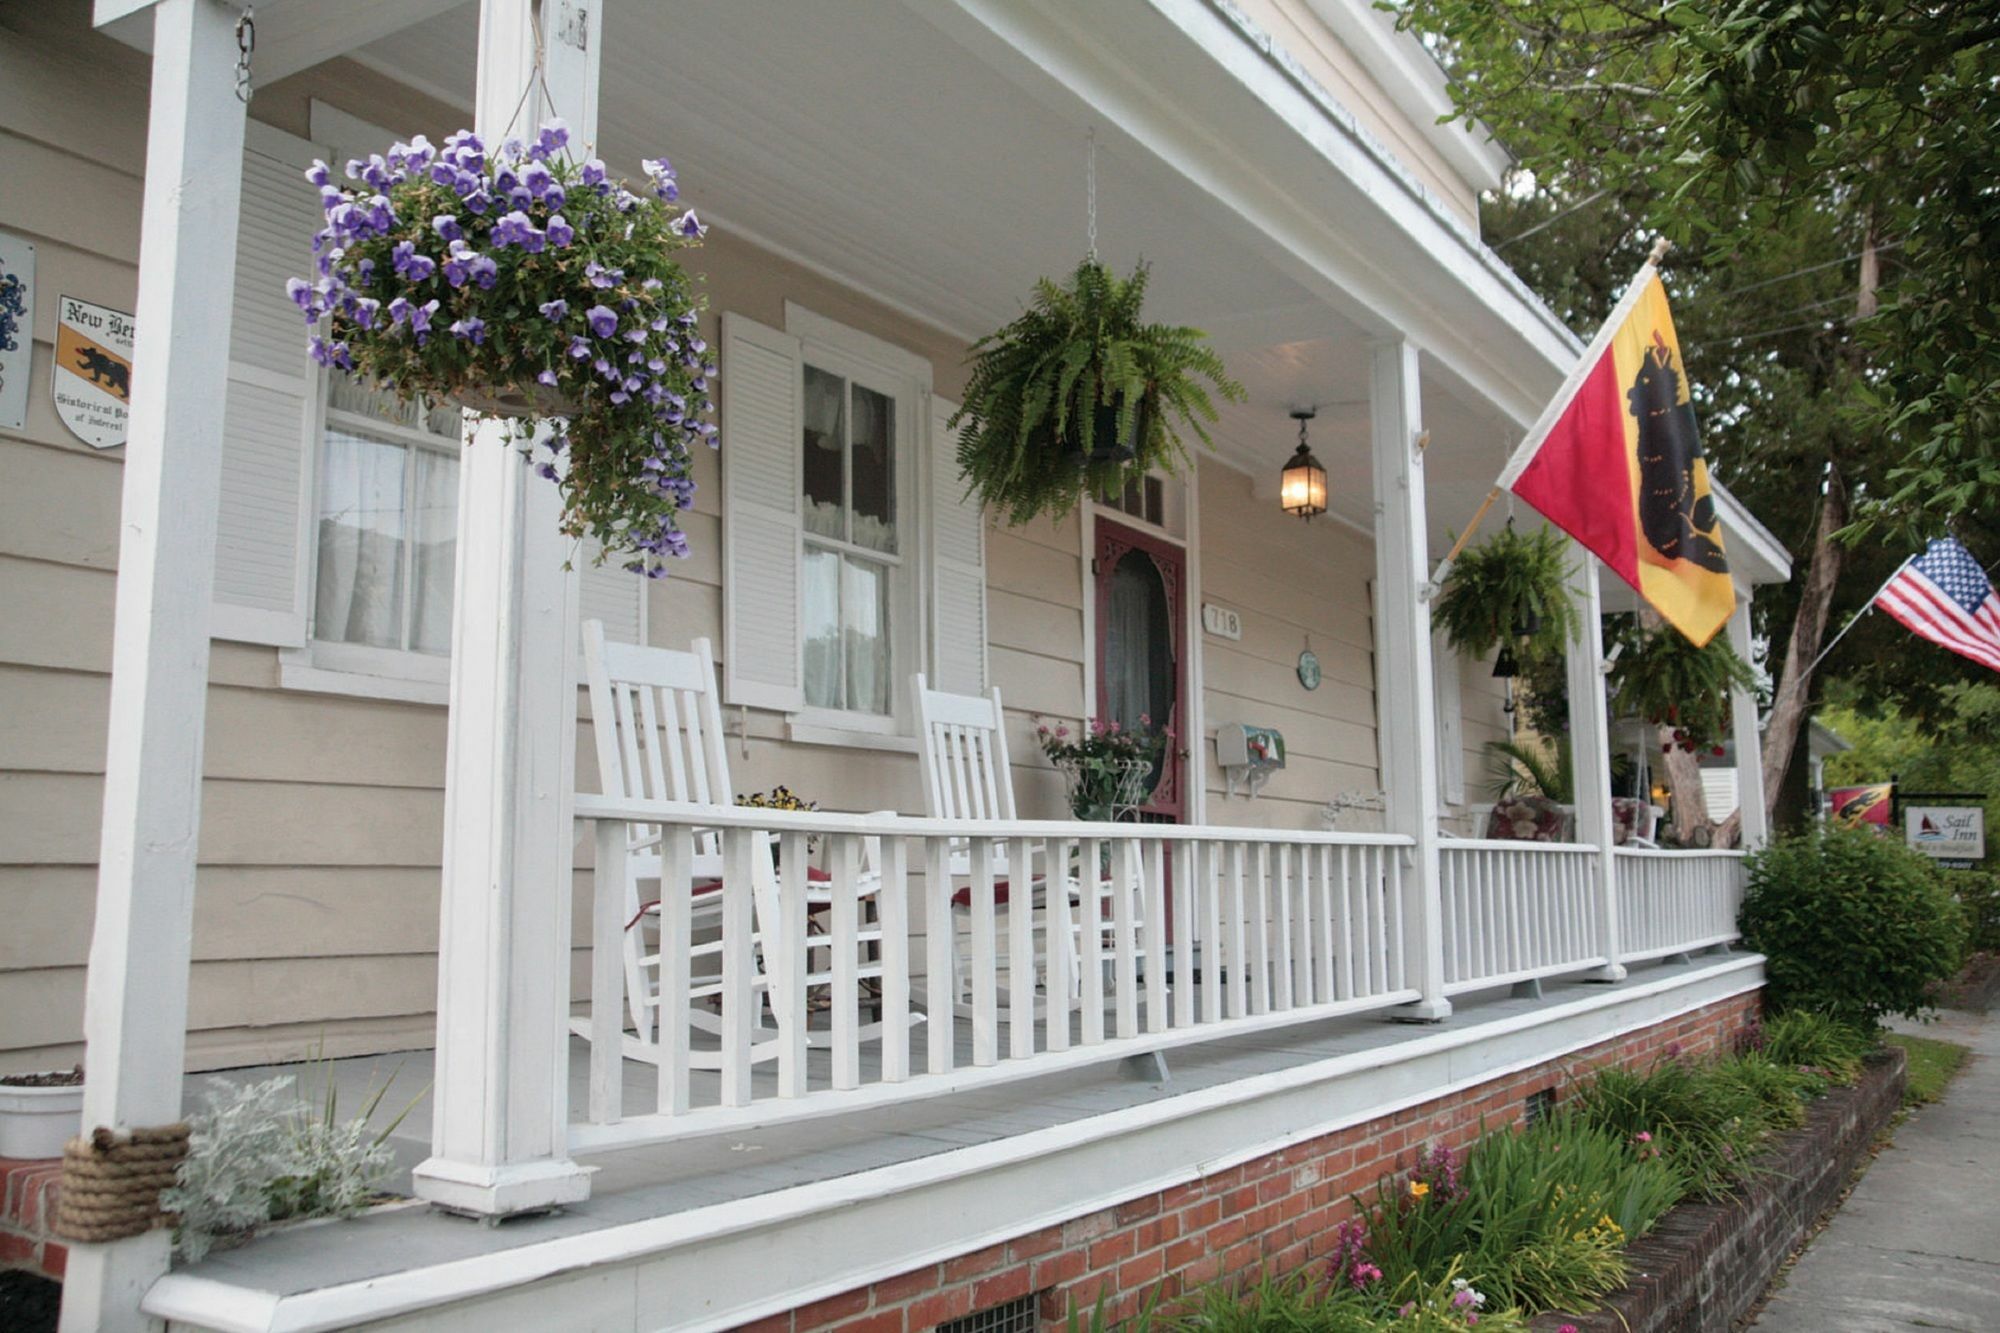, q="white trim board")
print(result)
[144,955,1763,1333]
